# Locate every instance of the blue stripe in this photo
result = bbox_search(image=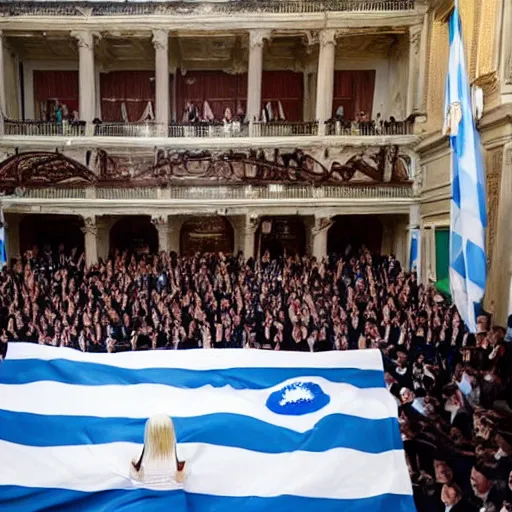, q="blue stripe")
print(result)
[0,358,384,390]
[0,409,402,454]
[466,240,486,290]
[0,486,417,512]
